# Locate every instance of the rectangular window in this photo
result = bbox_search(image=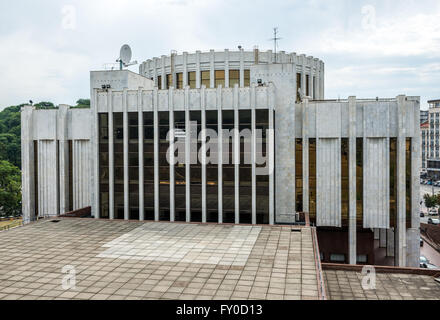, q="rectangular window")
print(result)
[157,75,162,90]
[296,73,302,102]
[341,138,349,225]
[188,71,196,89]
[128,113,139,220]
[201,71,210,88]
[222,110,235,223]
[190,111,202,222]
[256,110,269,224]
[159,111,170,221]
[113,113,124,219]
[174,111,186,222]
[143,112,154,220]
[390,138,397,228]
[176,73,183,89]
[229,70,240,88]
[356,254,368,264]
[295,139,303,212]
[356,138,363,226]
[166,74,173,89]
[239,110,252,224]
[406,138,412,228]
[309,138,316,223]
[330,254,346,263]
[215,70,225,88]
[244,70,250,87]
[306,74,310,97]
[206,110,218,223]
